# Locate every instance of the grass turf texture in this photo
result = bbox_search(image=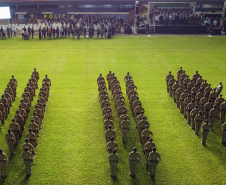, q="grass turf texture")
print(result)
[0,36,225,185]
